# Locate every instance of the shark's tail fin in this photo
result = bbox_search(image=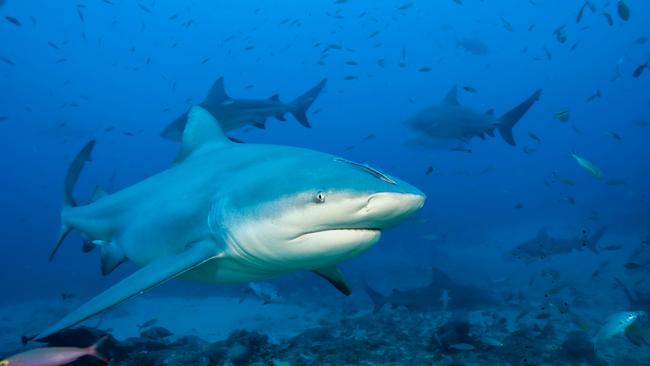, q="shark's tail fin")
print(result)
[363,282,387,314]
[497,88,543,146]
[290,78,327,128]
[49,140,96,261]
[585,226,607,253]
